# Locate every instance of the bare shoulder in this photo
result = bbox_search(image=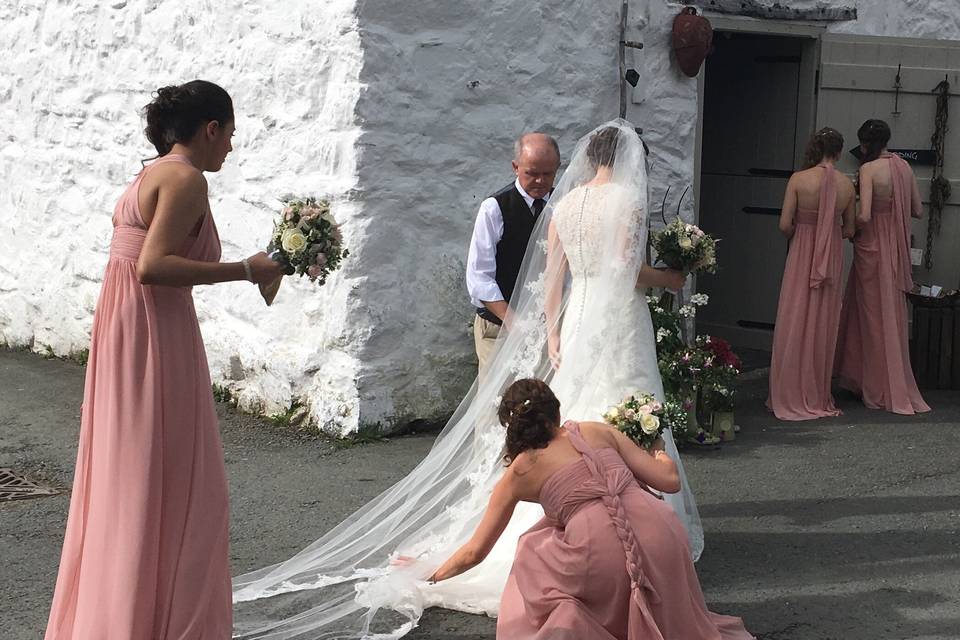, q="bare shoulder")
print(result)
[577,421,618,447]
[151,160,207,195]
